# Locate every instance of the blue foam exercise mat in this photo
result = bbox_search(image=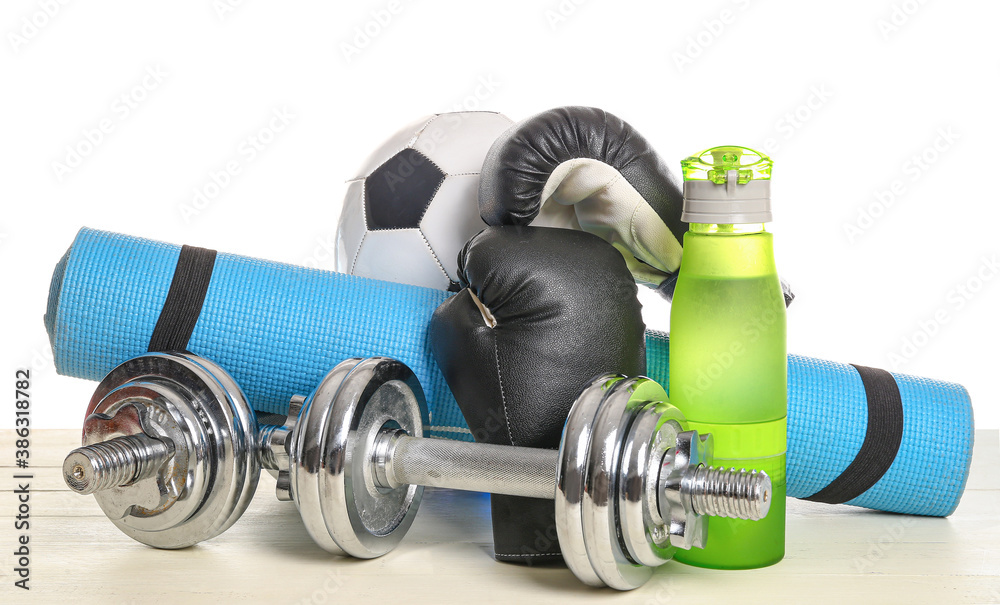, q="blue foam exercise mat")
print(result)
[45,228,465,439]
[46,228,974,516]
[646,333,973,517]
